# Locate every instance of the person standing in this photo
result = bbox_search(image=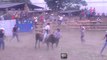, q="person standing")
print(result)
[58,15,63,26]
[100,32,107,55]
[0,28,5,50]
[80,26,85,42]
[40,15,44,24]
[96,17,101,24]
[80,10,85,20]
[34,16,38,28]
[53,28,61,47]
[11,25,19,42]
[0,15,4,20]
